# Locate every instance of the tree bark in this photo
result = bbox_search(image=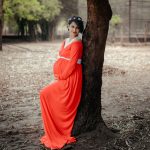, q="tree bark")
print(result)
[39,19,56,41]
[39,19,49,41]
[72,0,112,136]
[17,18,26,37]
[28,21,36,41]
[0,0,3,51]
[48,20,57,41]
